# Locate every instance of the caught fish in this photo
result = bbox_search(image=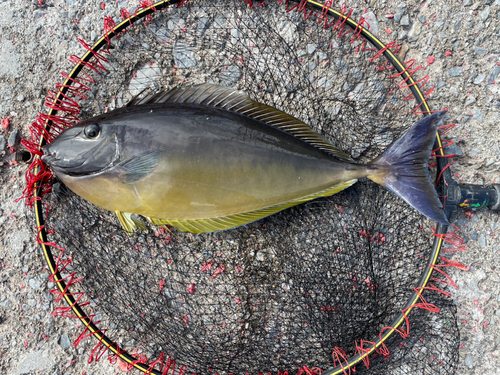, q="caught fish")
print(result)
[41,84,449,233]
